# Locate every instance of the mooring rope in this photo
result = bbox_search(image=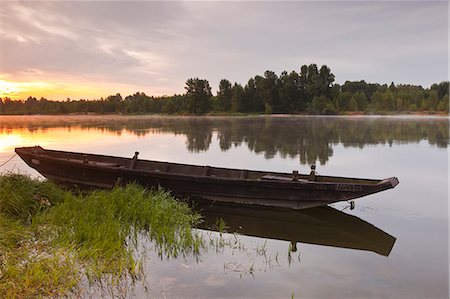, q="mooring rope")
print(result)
[0,153,17,168]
